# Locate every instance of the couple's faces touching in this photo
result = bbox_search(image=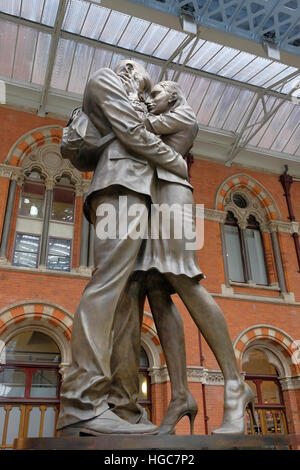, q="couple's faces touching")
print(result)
[115,60,176,115]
